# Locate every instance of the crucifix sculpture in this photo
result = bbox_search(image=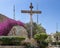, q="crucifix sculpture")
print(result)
[21,3,41,38]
